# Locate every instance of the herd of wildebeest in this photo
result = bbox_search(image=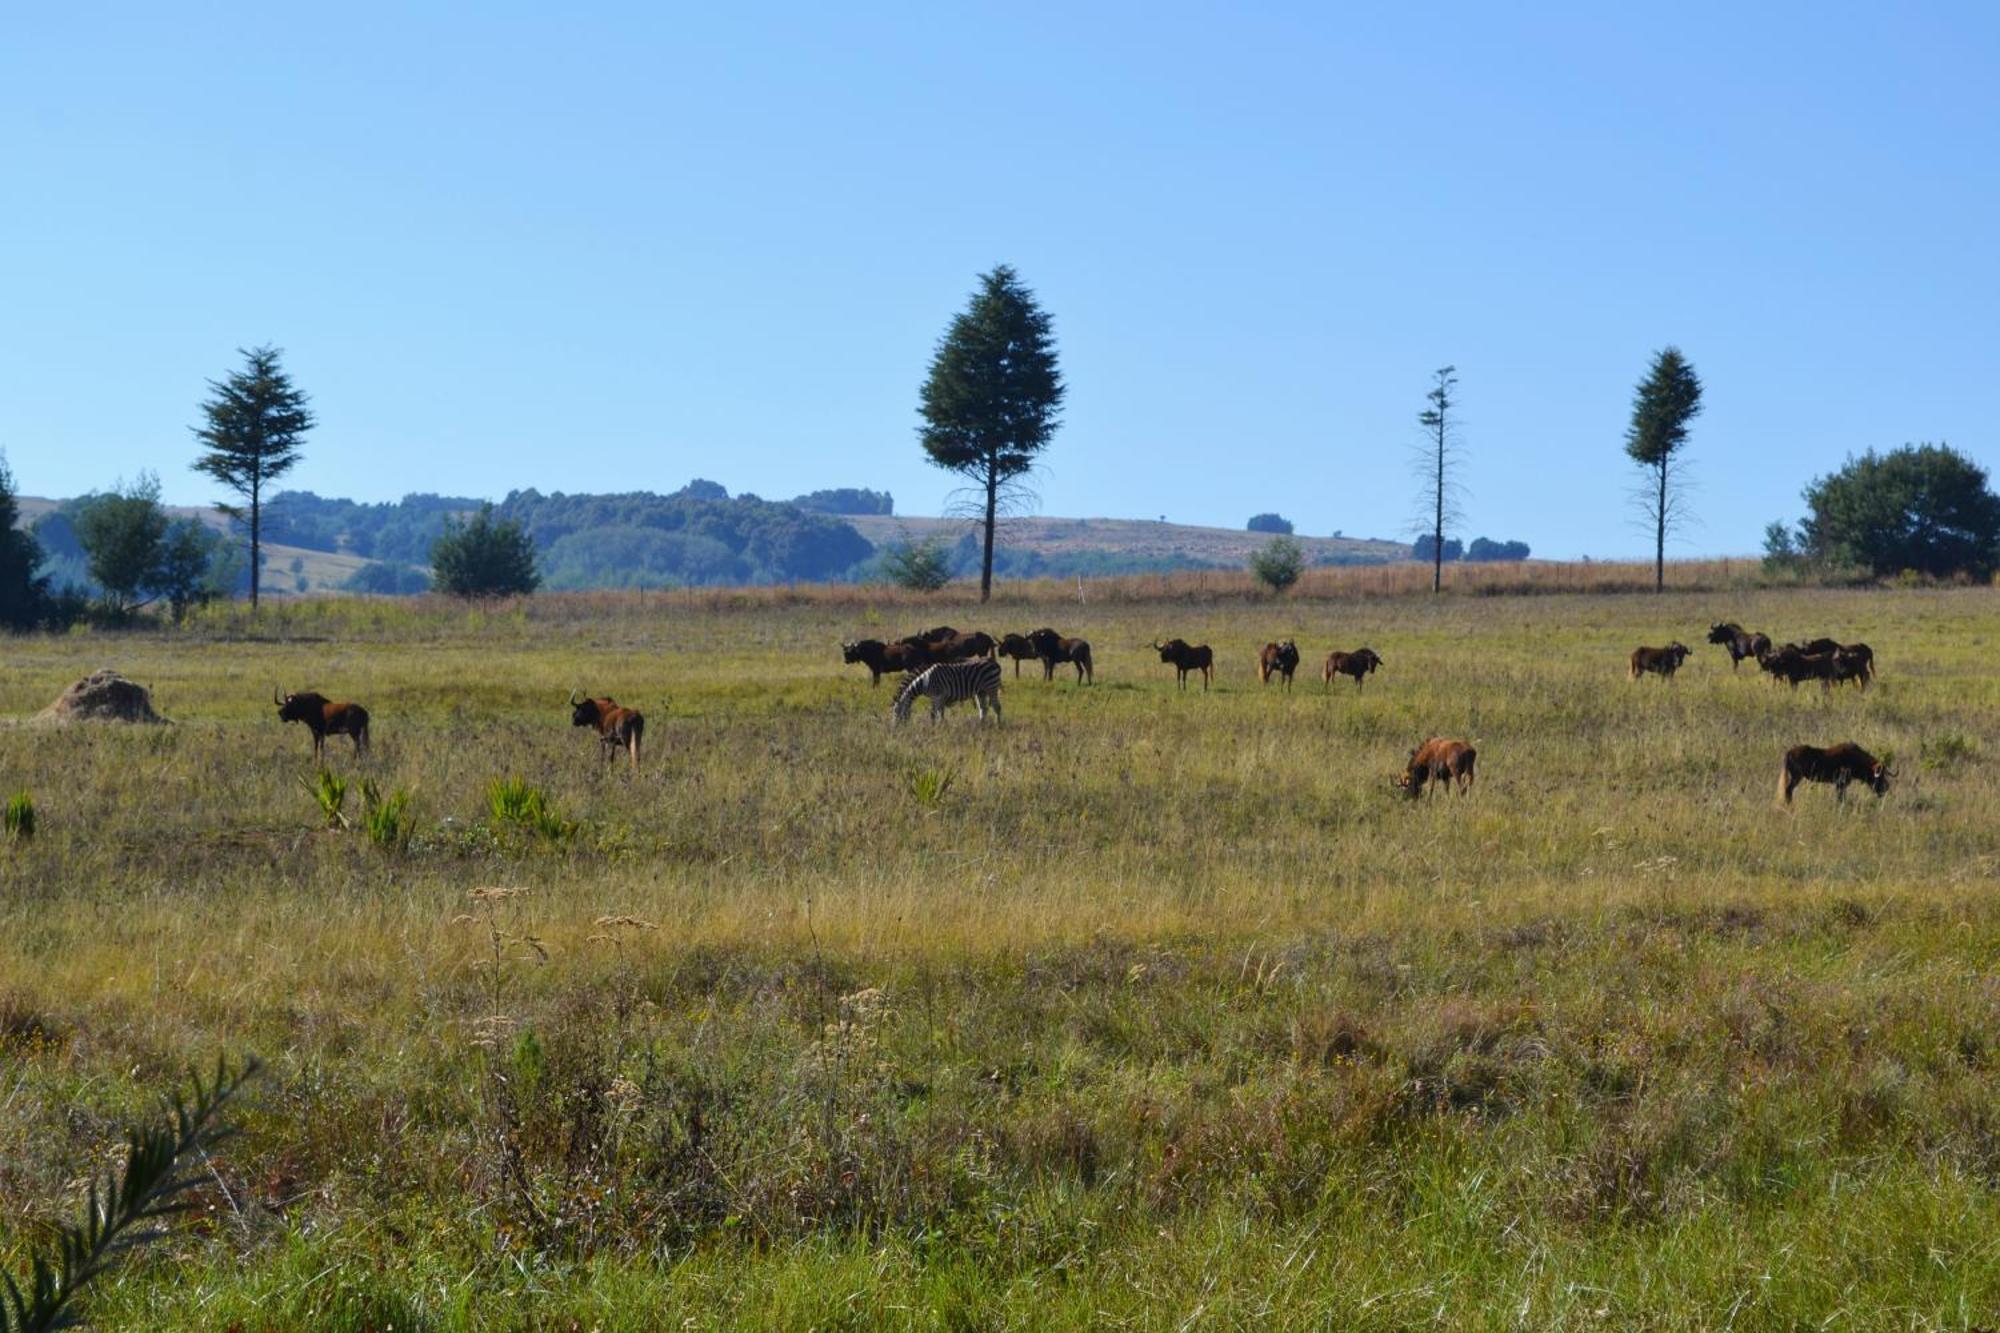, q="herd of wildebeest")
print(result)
[266,617,1893,808]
